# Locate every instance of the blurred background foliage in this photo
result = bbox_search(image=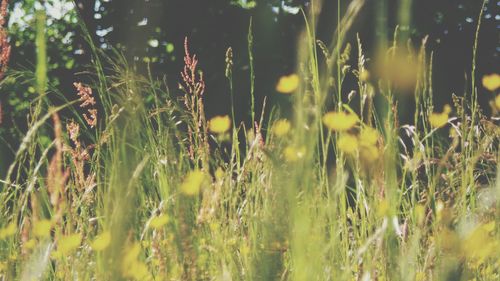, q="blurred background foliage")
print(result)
[0,0,498,174]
